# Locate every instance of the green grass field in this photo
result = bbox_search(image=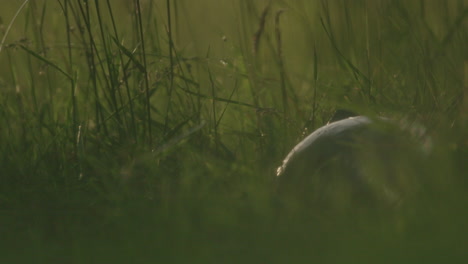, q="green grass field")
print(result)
[0,0,466,263]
